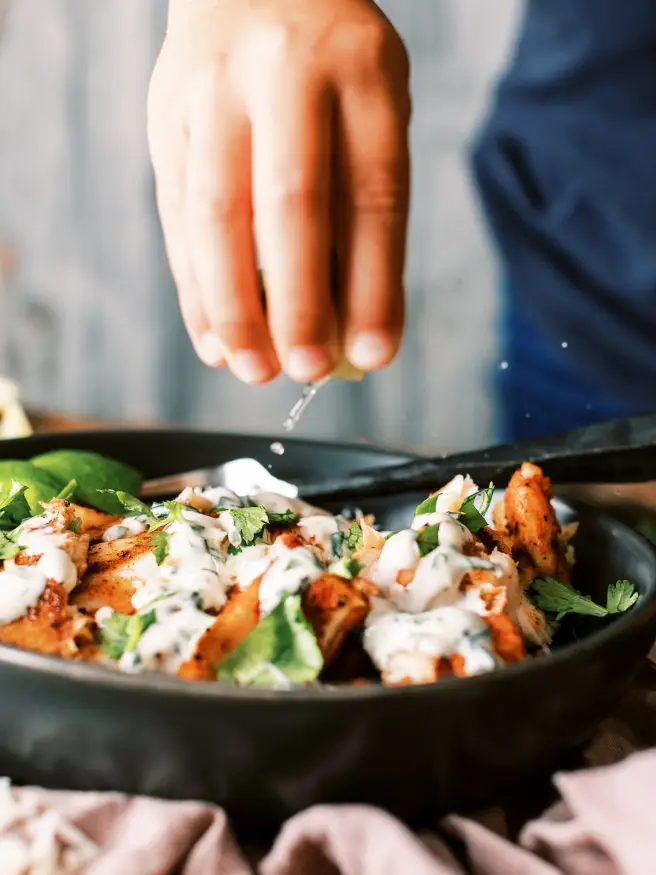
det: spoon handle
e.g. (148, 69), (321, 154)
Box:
(301, 412), (656, 503)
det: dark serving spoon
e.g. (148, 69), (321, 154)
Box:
(142, 411), (656, 503)
(297, 410), (656, 503)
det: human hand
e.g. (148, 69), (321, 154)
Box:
(148, 0), (410, 384)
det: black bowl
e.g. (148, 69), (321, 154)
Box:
(0, 429), (655, 836)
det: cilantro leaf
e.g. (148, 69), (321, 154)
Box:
(56, 480), (78, 502)
(458, 483), (495, 534)
(0, 481), (31, 530)
(229, 506), (268, 546)
(218, 594), (323, 688)
(415, 493), (439, 516)
(605, 579), (639, 614)
(98, 610), (156, 661)
(530, 577), (638, 622)
(416, 523), (440, 557)
(150, 530), (170, 566)
(99, 490), (154, 522)
(68, 517), (82, 534)
(346, 520), (364, 552)
(161, 500), (189, 523)
(267, 510), (300, 526)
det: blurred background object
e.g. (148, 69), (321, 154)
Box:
(0, 0), (522, 453)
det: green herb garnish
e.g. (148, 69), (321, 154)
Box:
(99, 489), (154, 522)
(99, 610), (156, 661)
(415, 493), (439, 516)
(31, 450), (142, 515)
(218, 594), (323, 688)
(68, 517), (82, 534)
(56, 479), (78, 502)
(150, 530), (170, 566)
(229, 506), (269, 545)
(0, 529), (21, 560)
(457, 483), (495, 534)
(0, 481), (31, 530)
(346, 520), (364, 552)
(530, 577), (639, 622)
(416, 523), (440, 557)
(267, 510), (300, 526)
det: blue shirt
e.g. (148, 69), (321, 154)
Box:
(471, 0), (656, 409)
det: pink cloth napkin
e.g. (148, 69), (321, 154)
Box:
(2, 748), (654, 875)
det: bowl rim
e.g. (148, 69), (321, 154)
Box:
(1, 428), (655, 705)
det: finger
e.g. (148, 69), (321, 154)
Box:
(336, 47), (411, 371)
(149, 120), (226, 366)
(250, 73), (338, 383)
(185, 74), (279, 384)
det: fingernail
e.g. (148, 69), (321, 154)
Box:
(347, 331), (396, 370)
(287, 346), (334, 382)
(230, 350), (275, 384)
(198, 332), (226, 367)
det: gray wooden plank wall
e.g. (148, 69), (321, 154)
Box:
(0, 0), (521, 454)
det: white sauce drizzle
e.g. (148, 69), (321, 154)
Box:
(258, 541), (323, 616)
(102, 516), (148, 542)
(364, 598), (497, 679)
(0, 517), (80, 625)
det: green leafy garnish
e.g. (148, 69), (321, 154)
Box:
(531, 577), (639, 622)
(346, 520), (364, 552)
(0, 481), (31, 530)
(0, 529), (21, 560)
(68, 517), (82, 534)
(31, 450), (142, 515)
(415, 493), (439, 516)
(416, 523), (440, 557)
(267, 510), (300, 526)
(605, 579), (640, 614)
(0, 462), (62, 515)
(150, 530), (170, 566)
(218, 594), (323, 688)
(229, 506), (269, 546)
(457, 483), (495, 534)
(56, 480), (78, 502)
(98, 610), (156, 661)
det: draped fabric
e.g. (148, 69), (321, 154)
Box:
(0, 0), (520, 454)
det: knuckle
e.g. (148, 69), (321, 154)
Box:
(352, 18), (407, 73)
(186, 191), (251, 226)
(352, 179), (408, 217)
(266, 179), (326, 217)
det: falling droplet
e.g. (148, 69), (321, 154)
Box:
(499, 361), (509, 371)
(561, 341), (569, 349)
(270, 441), (285, 456)
(282, 376), (330, 432)
(525, 412), (532, 419)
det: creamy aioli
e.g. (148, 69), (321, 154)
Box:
(364, 598), (496, 678)
(0, 513), (82, 625)
(102, 516), (148, 542)
(259, 541), (323, 616)
(0, 563), (49, 625)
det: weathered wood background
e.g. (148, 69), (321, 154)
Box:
(0, 0), (520, 453)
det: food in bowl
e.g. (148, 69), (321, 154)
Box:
(0, 451), (638, 688)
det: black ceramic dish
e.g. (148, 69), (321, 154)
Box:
(0, 429), (655, 838)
